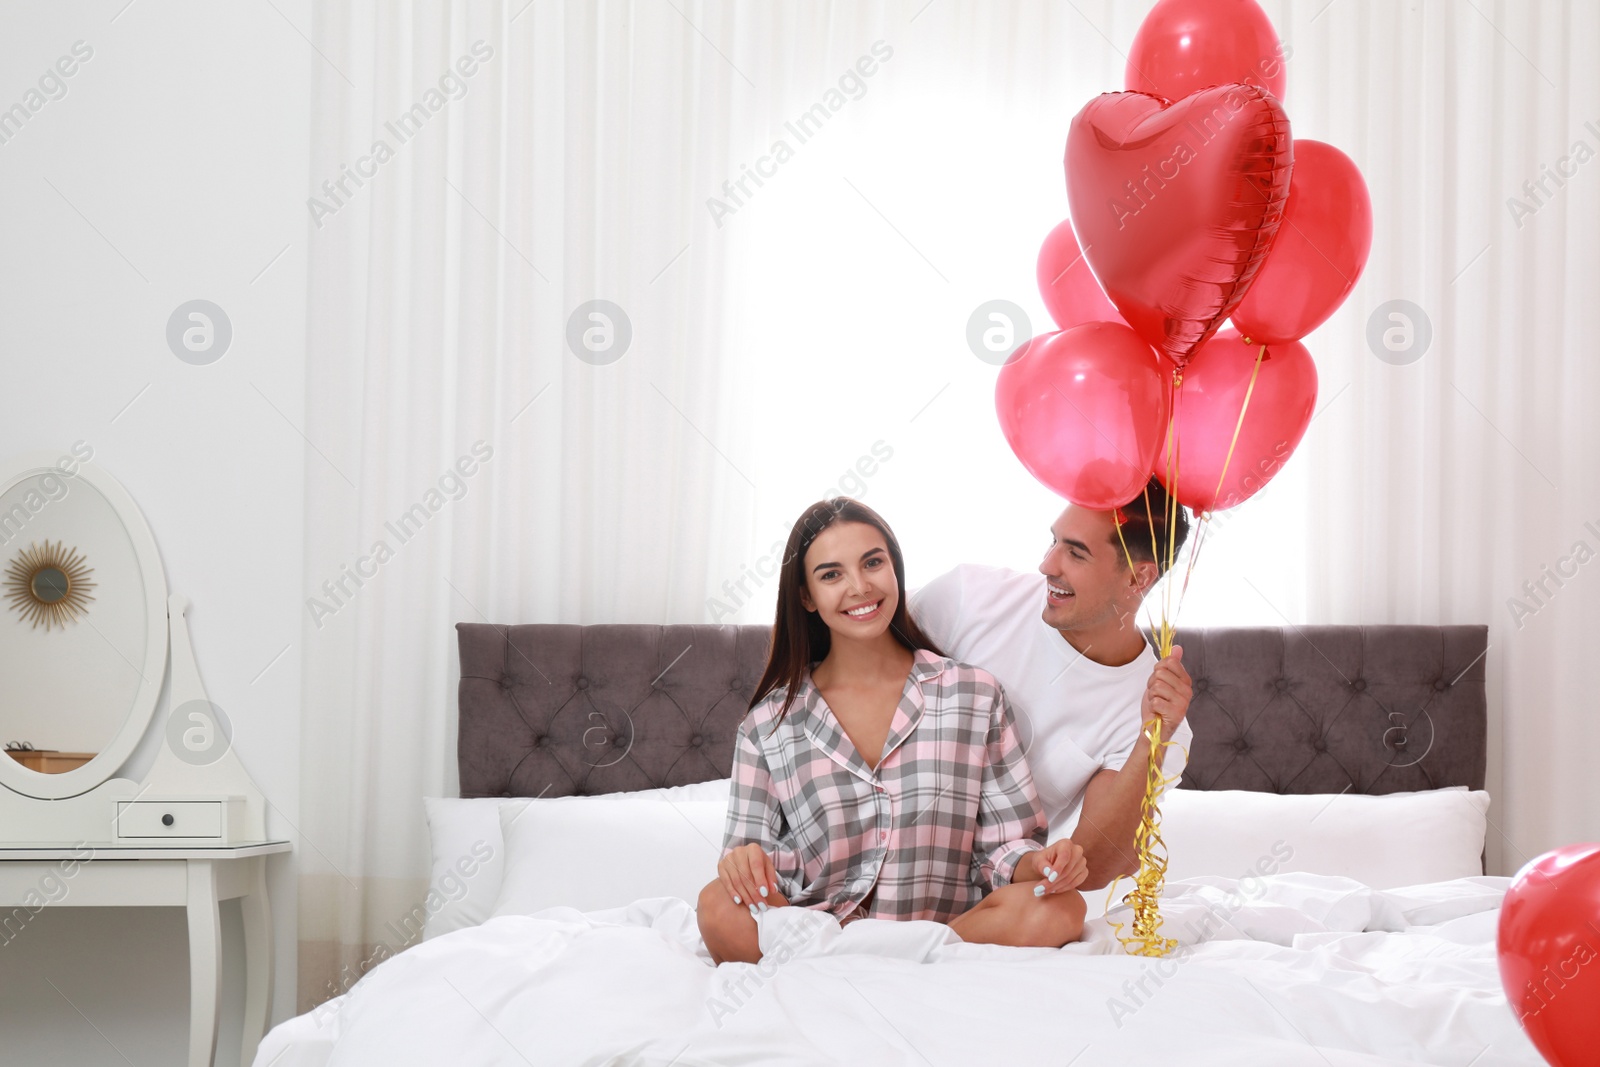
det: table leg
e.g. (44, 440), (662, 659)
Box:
(240, 857), (273, 1066)
(187, 859), (220, 1067)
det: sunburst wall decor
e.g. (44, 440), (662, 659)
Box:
(4, 541), (97, 631)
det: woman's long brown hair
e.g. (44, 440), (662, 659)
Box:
(749, 497), (944, 727)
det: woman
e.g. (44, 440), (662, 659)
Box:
(696, 497), (1088, 965)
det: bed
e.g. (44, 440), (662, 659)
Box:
(256, 622), (1544, 1066)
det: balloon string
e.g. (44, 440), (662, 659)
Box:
(1103, 717), (1186, 957)
(1147, 371), (1179, 658)
(1139, 470), (1164, 652)
(1166, 386), (1180, 648)
(1114, 500), (1165, 651)
(1172, 340), (1267, 621)
(1175, 523), (1207, 619)
(1206, 341), (1268, 517)
(1141, 481), (1161, 613)
(1102, 341), (1262, 959)
(1105, 370), (1185, 959)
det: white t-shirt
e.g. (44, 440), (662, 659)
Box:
(910, 564), (1192, 839)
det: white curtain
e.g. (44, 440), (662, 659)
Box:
(1283, 0), (1600, 889)
(295, 0), (1600, 1008)
(294, 0), (764, 1008)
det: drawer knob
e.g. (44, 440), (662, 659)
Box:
(161, 813), (174, 827)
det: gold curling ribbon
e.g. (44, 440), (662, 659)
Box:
(1102, 717), (1183, 956)
(1102, 340), (1267, 957)
(1106, 513), (1185, 956)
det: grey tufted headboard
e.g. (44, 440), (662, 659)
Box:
(454, 617), (1484, 799)
(455, 623), (1487, 800)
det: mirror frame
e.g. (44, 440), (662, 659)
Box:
(0, 452), (169, 800)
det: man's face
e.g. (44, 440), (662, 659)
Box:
(1037, 504), (1154, 632)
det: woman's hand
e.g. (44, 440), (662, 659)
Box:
(718, 842), (780, 906)
(1026, 840), (1088, 897)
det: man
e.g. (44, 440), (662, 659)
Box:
(911, 476), (1195, 891)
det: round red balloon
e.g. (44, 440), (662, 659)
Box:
(1233, 140), (1373, 344)
(1498, 843), (1600, 1067)
(1065, 85), (1293, 370)
(1126, 0), (1288, 104)
(996, 323), (1170, 509)
(1037, 219), (1122, 332)
(1156, 328), (1317, 513)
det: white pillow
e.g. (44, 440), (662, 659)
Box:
(492, 792), (729, 917)
(1155, 785), (1489, 889)
(439, 780), (1488, 930)
(423, 779), (728, 938)
(421, 797), (509, 939)
(1062, 786), (1489, 919)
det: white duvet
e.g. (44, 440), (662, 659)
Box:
(257, 873), (1541, 1067)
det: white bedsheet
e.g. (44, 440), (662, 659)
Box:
(256, 873), (1541, 1067)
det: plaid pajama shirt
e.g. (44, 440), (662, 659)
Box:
(721, 649), (1048, 924)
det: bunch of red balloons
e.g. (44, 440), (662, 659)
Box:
(997, 0), (1372, 514)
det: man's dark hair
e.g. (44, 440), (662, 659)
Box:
(1110, 476), (1190, 577)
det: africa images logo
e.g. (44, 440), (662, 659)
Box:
(306, 41), (496, 228)
(705, 41), (894, 228)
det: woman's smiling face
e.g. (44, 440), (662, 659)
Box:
(800, 521), (898, 641)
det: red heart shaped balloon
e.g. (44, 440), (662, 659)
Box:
(995, 322), (1170, 509)
(1499, 843), (1600, 1067)
(1155, 327), (1316, 512)
(1065, 84), (1293, 368)
(1232, 139), (1373, 344)
(1037, 219), (1123, 332)
(1126, 0), (1288, 105)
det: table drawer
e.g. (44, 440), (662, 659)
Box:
(115, 801), (223, 839)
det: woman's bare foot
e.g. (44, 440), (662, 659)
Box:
(947, 881), (1085, 948)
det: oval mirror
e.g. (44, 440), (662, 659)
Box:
(0, 452), (168, 800)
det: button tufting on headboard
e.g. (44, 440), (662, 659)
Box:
(453, 623), (1488, 800)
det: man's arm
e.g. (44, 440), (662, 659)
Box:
(1069, 647), (1192, 890)
(1070, 760), (1148, 890)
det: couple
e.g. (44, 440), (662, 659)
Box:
(697, 480), (1196, 963)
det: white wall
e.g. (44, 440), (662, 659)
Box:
(0, 2), (311, 1064)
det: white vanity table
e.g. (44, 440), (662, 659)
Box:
(0, 452), (290, 1067)
(0, 841), (289, 1067)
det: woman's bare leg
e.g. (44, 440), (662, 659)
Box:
(948, 880), (1086, 948)
(696, 878), (791, 964)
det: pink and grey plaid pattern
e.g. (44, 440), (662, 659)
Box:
(721, 649), (1047, 924)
